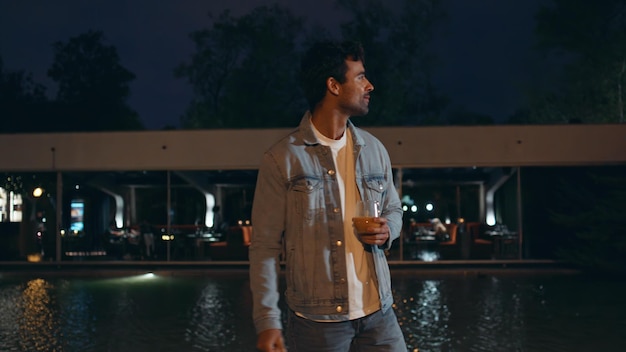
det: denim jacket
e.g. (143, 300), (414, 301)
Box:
(249, 112), (403, 333)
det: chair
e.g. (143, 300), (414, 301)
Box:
(438, 223), (460, 259)
(403, 222), (434, 260)
(208, 226), (252, 260)
(466, 222), (493, 259)
(241, 226), (253, 246)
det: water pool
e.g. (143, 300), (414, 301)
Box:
(1, 269), (625, 351)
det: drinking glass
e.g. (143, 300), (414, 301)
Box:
(353, 200), (381, 234)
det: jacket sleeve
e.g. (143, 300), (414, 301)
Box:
(380, 145), (403, 250)
(249, 150), (286, 333)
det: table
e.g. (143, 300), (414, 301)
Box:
(405, 235), (439, 261)
(491, 234), (519, 259)
(186, 232), (222, 259)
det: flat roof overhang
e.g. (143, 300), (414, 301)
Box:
(0, 124), (624, 171)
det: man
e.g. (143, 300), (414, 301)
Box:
(249, 41), (406, 351)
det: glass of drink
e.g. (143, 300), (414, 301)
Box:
(353, 200), (381, 233)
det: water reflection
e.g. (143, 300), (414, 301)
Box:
(390, 272), (626, 352)
(18, 279), (60, 351)
(185, 275), (256, 350)
(394, 279), (451, 351)
(466, 276), (525, 351)
(57, 279), (97, 351)
(0, 271), (625, 351)
(187, 282), (233, 348)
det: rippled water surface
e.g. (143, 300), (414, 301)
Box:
(1, 269), (625, 351)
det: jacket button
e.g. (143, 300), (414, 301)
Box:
(328, 170), (336, 176)
(379, 183), (383, 190)
(336, 306), (343, 313)
(336, 240), (342, 247)
(333, 207), (340, 213)
(340, 278), (346, 283)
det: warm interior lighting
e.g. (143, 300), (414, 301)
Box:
(27, 253), (42, 262)
(32, 187), (43, 198)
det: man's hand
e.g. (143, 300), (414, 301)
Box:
(257, 329), (286, 352)
(355, 217), (390, 247)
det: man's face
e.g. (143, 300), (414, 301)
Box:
(337, 59), (374, 117)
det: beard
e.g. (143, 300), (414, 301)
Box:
(341, 98), (370, 117)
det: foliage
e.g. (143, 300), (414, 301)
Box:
(446, 108), (494, 125)
(177, 0), (447, 129)
(175, 5), (308, 129)
(550, 167), (626, 273)
(48, 30), (143, 131)
(523, 0), (626, 124)
(337, 0), (448, 126)
(1, 31), (143, 132)
(0, 58), (49, 133)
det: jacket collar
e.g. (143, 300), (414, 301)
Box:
(299, 111), (365, 148)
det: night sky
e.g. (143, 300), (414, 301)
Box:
(0, 0), (551, 129)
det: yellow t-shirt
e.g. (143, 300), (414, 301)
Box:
(313, 126), (380, 320)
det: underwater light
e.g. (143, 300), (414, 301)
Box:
(103, 273), (159, 284)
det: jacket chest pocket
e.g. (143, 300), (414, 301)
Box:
(362, 175), (386, 203)
(289, 176), (324, 221)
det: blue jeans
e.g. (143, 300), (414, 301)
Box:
(286, 309), (407, 352)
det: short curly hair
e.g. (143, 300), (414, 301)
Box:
(299, 41), (365, 111)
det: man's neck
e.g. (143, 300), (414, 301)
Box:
(311, 105), (349, 140)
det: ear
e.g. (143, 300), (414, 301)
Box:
(327, 77), (340, 96)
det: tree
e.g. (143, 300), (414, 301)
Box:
(176, 5), (307, 128)
(528, 0), (626, 123)
(337, 0), (448, 126)
(549, 166), (626, 273)
(48, 30), (143, 131)
(0, 57), (49, 133)
(177, 1), (446, 128)
(446, 108), (494, 125)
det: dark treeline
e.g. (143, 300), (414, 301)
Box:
(1, 31), (142, 133)
(1, 0), (625, 133)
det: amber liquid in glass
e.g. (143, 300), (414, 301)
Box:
(353, 216), (381, 233)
